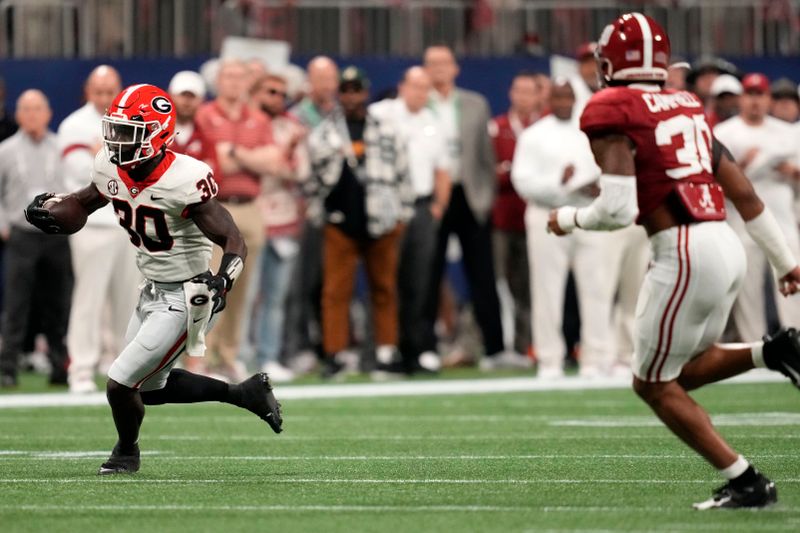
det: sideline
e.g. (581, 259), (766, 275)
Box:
(0, 369), (784, 409)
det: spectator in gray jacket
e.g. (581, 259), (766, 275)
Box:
(421, 45), (519, 370)
(0, 90), (72, 388)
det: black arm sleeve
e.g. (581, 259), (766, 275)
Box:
(712, 137), (735, 174)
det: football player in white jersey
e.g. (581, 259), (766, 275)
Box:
(25, 84), (283, 475)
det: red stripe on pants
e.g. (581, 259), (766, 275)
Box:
(134, 332), (188, 389)
(656, 226), (692, 381)
(646, 226), (685, 382)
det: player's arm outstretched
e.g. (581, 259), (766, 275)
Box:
(186, 198), (247, 312)
(547, 133), (638, 235)
(24, 184), (108, 234)
(713, 140), (800, 295)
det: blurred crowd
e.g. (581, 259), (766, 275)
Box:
(2, 44), (800, 390)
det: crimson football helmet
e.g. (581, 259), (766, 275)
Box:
(102, 84), (176, 167)
(596, 12), (671, 84)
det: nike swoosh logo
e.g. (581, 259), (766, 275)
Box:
(192, 318), (205, 324)
(150, 195), (164, 201)
(167, 306), (182, 312)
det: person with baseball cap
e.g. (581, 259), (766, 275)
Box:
(168, 70), (207, 160)
(708, 74), (743, 127)
(715, 72), (800, 343)
(770, 77), (800, 123)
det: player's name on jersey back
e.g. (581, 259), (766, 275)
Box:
(642, 91), (702, 114)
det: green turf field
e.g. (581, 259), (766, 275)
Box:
(1, 380), (799, 532)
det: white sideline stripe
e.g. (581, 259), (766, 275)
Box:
(0, 370), (784, 409)
(5, 412), (800, 426)
(2, 478), (800, 485)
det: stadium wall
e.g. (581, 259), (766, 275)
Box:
(3, 56), (800, 127)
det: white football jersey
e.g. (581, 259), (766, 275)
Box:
(91, 150), (217, 282)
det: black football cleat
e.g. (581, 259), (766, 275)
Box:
(762, 328), (800, 388)
(320, 357), (346, 380)
(239, 372), (283, 433)
(693, 473), (777, 510)
(98, 442), (140, 475)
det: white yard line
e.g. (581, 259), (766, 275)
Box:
(0, 370), (785, 409)
(1, 452), (797, 461)
(1, 478), (800, 485)
(1, 433), (797, 442)
(1, 503), (799, 514)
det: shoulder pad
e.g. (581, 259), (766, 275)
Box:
(580, 88), (633, 138)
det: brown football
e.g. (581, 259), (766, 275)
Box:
(46, 195), (88, 234)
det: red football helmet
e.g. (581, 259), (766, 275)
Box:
(596, 12), (671, 84)
(102, 84), (176, 168)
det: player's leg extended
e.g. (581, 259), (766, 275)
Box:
(634, 377), (737, 468)
(633, 223), (775, 508)
(677, 219), (800, 390)
(131, 285), (283, 432)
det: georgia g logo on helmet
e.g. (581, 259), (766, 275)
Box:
(101, 84), (177, 168)
(151, 96), (173, 114)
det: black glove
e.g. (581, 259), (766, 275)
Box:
(24, 193), (61, 234)
(190, 271), (229, 314)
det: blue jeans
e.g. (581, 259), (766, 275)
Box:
(254, 239), (298, 366)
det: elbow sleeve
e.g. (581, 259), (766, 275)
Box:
(559, 174), (638, 232)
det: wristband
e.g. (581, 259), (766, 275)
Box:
(217, 253), (244, 291)
(555, 206), (579, 234)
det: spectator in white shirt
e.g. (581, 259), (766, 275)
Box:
(511, 80), (618, 378)
(714, 72), (800, 341)
(57, 65), (140, 394)
(376, 66), (452, 374)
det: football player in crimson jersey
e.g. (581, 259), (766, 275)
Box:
(547, 13), (800, 509)
(25, 84), (283, 475)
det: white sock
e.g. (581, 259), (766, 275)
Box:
(719, 455), (749, 480)
(717, 341), (766, 368)
(750, 342), (766, 368)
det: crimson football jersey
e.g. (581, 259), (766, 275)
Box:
(580, 85), (723, 223)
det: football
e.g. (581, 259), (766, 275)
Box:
(45, 195), (88, 234)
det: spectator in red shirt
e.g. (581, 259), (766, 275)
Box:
(168, 70), (207, 160)
(194, 58), (283, 381)
(488, 72), (543, 359)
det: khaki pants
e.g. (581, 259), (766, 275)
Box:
(205, 201), (265, 369)
(322, 223), (402, 354)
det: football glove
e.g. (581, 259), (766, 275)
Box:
(190, 271), (229, 314)
(24, 193), (61, 234)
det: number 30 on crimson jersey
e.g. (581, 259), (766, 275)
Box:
(580, 85), (725, 223)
